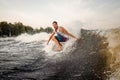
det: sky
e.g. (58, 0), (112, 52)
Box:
(0, 0), (120, 29)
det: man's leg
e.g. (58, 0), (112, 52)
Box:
(52, 36), (62, 51)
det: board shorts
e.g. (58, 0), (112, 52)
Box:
(55, 33), (68, 42)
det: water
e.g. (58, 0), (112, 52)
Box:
(0, 29), (120, 80)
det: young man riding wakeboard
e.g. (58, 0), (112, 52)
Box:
(47, 21), (80, 51)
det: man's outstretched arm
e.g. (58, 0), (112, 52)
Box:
(47, 32), (55, 45)
(61, 27), (80, 40)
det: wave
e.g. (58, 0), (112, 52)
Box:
(15, 32), (78, 57)
(42, 28), (120, 80)
(1, 28), (120, 80)
(105, 28), (120, 80)
(15, 32), (49, 43)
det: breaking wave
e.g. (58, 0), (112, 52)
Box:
(0, 28), (120, 80)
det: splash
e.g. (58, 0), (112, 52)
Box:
(105, 28), (120, 80)
(14, 28), (120, 80)
(43, 38), (76, 57)
(15, 32), (78, 57)
(15, 32), (49, 43)
(1, 28), (120, 80)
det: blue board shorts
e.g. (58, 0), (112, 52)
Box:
(55, 34), (68, 42)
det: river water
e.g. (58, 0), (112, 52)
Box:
(0, 29), (120, 80)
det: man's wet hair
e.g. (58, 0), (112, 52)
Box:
(52, 21), (57, 24)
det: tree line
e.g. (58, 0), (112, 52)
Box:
(0, 21), (53, 37)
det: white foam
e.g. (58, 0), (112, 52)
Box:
(15, 32), (50, 43)
(43, 37), (76, 57)
(15, 31), (79, 57)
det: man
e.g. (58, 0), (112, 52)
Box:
(47, 21), (80, 51)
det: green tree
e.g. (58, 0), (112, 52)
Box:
(39, 27), (44, 32)
(0, 21), (52, 37)
(14, 22), (25, 35)
(25, 26), (33, 33)
(0, 21), (11, 36)
(44, 27), (53, 33)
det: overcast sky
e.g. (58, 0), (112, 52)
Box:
(0, 0), (120, 29)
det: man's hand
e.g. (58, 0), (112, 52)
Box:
(76, 38), (80, 41)
(46, 42), (49, 45)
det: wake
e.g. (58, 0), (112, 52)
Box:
(15, 32), (78, 57)
(1, 28), (120, 80)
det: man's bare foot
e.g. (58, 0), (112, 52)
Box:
(54, 46), (62, 51)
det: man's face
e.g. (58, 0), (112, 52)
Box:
(53, 23), (58, 29)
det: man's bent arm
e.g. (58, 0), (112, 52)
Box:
(67, 33), (78, 39)
(47, 32), (55, 45)
(61, 27), (79, 40)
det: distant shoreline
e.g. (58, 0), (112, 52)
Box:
(0, 21), (53, 38)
